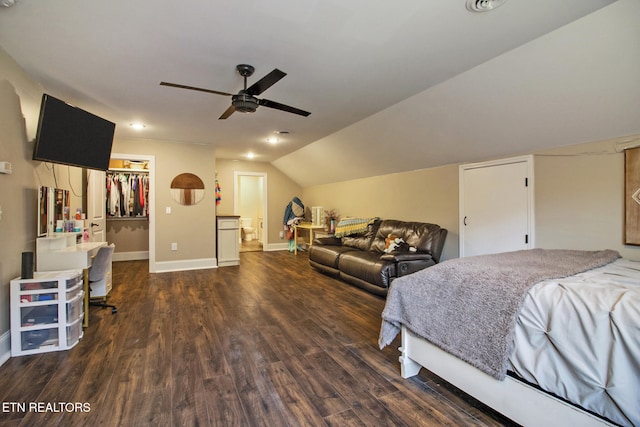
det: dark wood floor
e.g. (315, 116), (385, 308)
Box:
(0, 251), (518, 427)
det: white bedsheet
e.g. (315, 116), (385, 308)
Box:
(509, 258), (640, 427)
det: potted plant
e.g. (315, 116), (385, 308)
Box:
(325, 209), (339, 234)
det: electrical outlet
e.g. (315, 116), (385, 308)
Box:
(171, 242), (178, 251)
(279, 230), (284, 239)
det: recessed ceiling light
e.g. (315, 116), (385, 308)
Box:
(466, 0), (507, 12)
(246, 152), (255, 159)
(267, 137), (279, 144)
(130, 123), (146, 130)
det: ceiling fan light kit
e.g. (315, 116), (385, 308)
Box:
(160, 64), (310, 120)
(232, 93), (258, 113)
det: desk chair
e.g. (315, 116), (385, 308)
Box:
(89, 244), (117, 314)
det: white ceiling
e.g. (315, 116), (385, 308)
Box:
(1, 0), (637, 187)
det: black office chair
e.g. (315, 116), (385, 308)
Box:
(89, 244), (117, 314)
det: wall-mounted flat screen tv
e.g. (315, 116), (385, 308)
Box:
(33, 94), (116, 171)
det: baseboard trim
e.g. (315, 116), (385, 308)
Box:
(113, 251), (149, 262)
(264, 242), (289, 252)
(0, 330), (11, 367)
(153, 258), (217, 273)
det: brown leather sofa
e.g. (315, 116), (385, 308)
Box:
(308, 219), (447, 296)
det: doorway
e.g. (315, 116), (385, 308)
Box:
(234, 171), (267, 252)
(108, 153), (156, 271)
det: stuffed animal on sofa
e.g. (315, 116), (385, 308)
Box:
(384, 234), (417, 253)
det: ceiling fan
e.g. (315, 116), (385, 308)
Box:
(160, 64), (311, 120)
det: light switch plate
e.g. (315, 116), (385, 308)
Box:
(0, 161), (12, 174)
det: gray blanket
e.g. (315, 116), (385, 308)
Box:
(379, 249), (620, 380)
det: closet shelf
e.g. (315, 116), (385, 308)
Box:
(107, 217), (148, 221)
(108, 168), (148, 173)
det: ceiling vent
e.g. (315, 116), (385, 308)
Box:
(0, 0), (17, 7)
(466, 0), (507, 12)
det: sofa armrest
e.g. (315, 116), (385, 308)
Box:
(313, 236), (342, 246)
(380, 252), (433, 262)
(380, 252), (436, 278)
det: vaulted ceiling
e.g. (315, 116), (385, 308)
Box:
(1, 0), (638, 187)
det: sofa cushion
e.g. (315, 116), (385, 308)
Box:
(338, 251), (396, 289)
(308, 244), (357, 270)
(370, 220), (443, 255)
(341, 219), (381, 250)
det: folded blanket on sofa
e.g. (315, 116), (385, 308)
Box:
(334, 217), (378, 238)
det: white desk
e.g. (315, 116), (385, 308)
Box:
(36, 234), (107, 327)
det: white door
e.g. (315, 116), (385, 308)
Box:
(459, 156), (533, 257)
(86, 169), (106, 242)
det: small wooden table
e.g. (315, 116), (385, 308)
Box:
(293, 223), (325, 254)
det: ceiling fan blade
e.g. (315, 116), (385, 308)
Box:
(246, 69), (286, 96)
(218, 105), (236, 120)
(160, 81), (233, 97)
(259, 98), (311, 117)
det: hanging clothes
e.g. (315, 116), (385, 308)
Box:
(106, 171), (149, 218)
(283, 196), (305, 252)
(283, 196), (304, 227)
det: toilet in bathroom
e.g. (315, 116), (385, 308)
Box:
(241, 217), (255, 241)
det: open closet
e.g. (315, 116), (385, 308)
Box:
(106, 159), (150, 261)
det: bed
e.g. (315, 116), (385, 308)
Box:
(379, 249), (639, 427)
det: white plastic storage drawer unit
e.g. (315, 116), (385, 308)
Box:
(10, 270), (85, 356)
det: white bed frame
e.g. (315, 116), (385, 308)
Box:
(399, 326), (614, 427)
